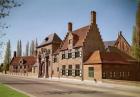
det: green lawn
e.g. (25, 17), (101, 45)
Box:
(0, 84), (29, 97)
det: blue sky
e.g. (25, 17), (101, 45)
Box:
(1, 0), (137, 62)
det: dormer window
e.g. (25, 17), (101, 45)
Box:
(20, 60), (22, 63)
(19, 59), (24, 64)
(75, 49), (81, 58)
(45, 37), (49, 41)
(62, 52), (65, 59)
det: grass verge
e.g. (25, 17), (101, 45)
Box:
(0, 83), (29, 97)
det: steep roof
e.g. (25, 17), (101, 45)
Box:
(10, 56), (36, 66)
(100, 52), (130, 64)
(84, 50), (102, 64)
(104, 41), (115, 49)
(60, 25), (89, 50)
(104, 32), (131, 49)
(115, 32), (131, 47)
(37, 33), (62, 48)
(107, 46), (135, 61)
(84, 50), (133, 65)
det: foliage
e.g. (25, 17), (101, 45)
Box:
(0, 63), (4, 72)
(0, 0), (21, 61)
(3, 40), (11, 71)
(0, 0), (21, 19)
(19, 40), (22, 56)
(136, 0), (140, 24)
(25, 41), (29, 56)
(132, 2), (140, 62)
(29, 39), (38, 56)
(30, 40), (35, 56)
(35, 38), (38, 49)
(131, 26), (140, 61)
(0, 0), (21, 36)
(17, 40), (22, 56)
(16, 40), (19, 56)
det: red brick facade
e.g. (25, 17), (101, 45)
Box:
(9, 53), (36, 74)
(9, 11), (140, 82)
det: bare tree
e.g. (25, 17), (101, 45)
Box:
(0, 0), (21, 61)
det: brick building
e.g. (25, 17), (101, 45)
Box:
(36, 11), (139, 81)
(104, 31), (131, 56)
(9, 11), (139, 81)
(9, 52), (37, 75)
(36, 33), (62, 78)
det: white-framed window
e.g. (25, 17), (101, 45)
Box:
(88, 67), (94, 77)
(75, 64), (80, 76)
(68, 65), (72, 76)
(62, 65), (66, 75)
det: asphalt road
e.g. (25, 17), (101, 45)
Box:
(0, 74), (140, 97)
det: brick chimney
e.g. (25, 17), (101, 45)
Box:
(91, 11), (96, 24)
(68, 22), (72, 32)
(118, 31), (122, 36)
(14, 51), (16, 57)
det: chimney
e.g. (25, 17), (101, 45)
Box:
(117, 31), (123, 38)
(91, 11), (96, 24)
(14, 51), (16, 57)
(118, 31), (122, 36)
(68, 22), (72, 32)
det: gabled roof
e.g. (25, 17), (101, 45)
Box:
(84, 50), (102, 64)
(115, 32), (131, 47)
(37, 33), (62, 48)
(104, 41), (115, 49)
(60, 25), (89, 50)
(104, 32), (131, 49)
(10, 56), (36, 66)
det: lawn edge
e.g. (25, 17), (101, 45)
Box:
(3, 84), (36, 97)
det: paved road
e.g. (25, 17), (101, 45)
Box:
(0, 74), (140, 97)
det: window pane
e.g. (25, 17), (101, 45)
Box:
(75, 65), (80, 76)
(88, 67), (94, 77)
(68, 53), (72, 58)
(62, 65), (66, 75)
(68, 65), (72, 76)
(62, 54), (65, 59)
(75, 51), (80, 58)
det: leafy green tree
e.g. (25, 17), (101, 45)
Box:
(3, 40), (11, 73)
(132, 1), (140, 62)
(132, 26), (137, 57)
